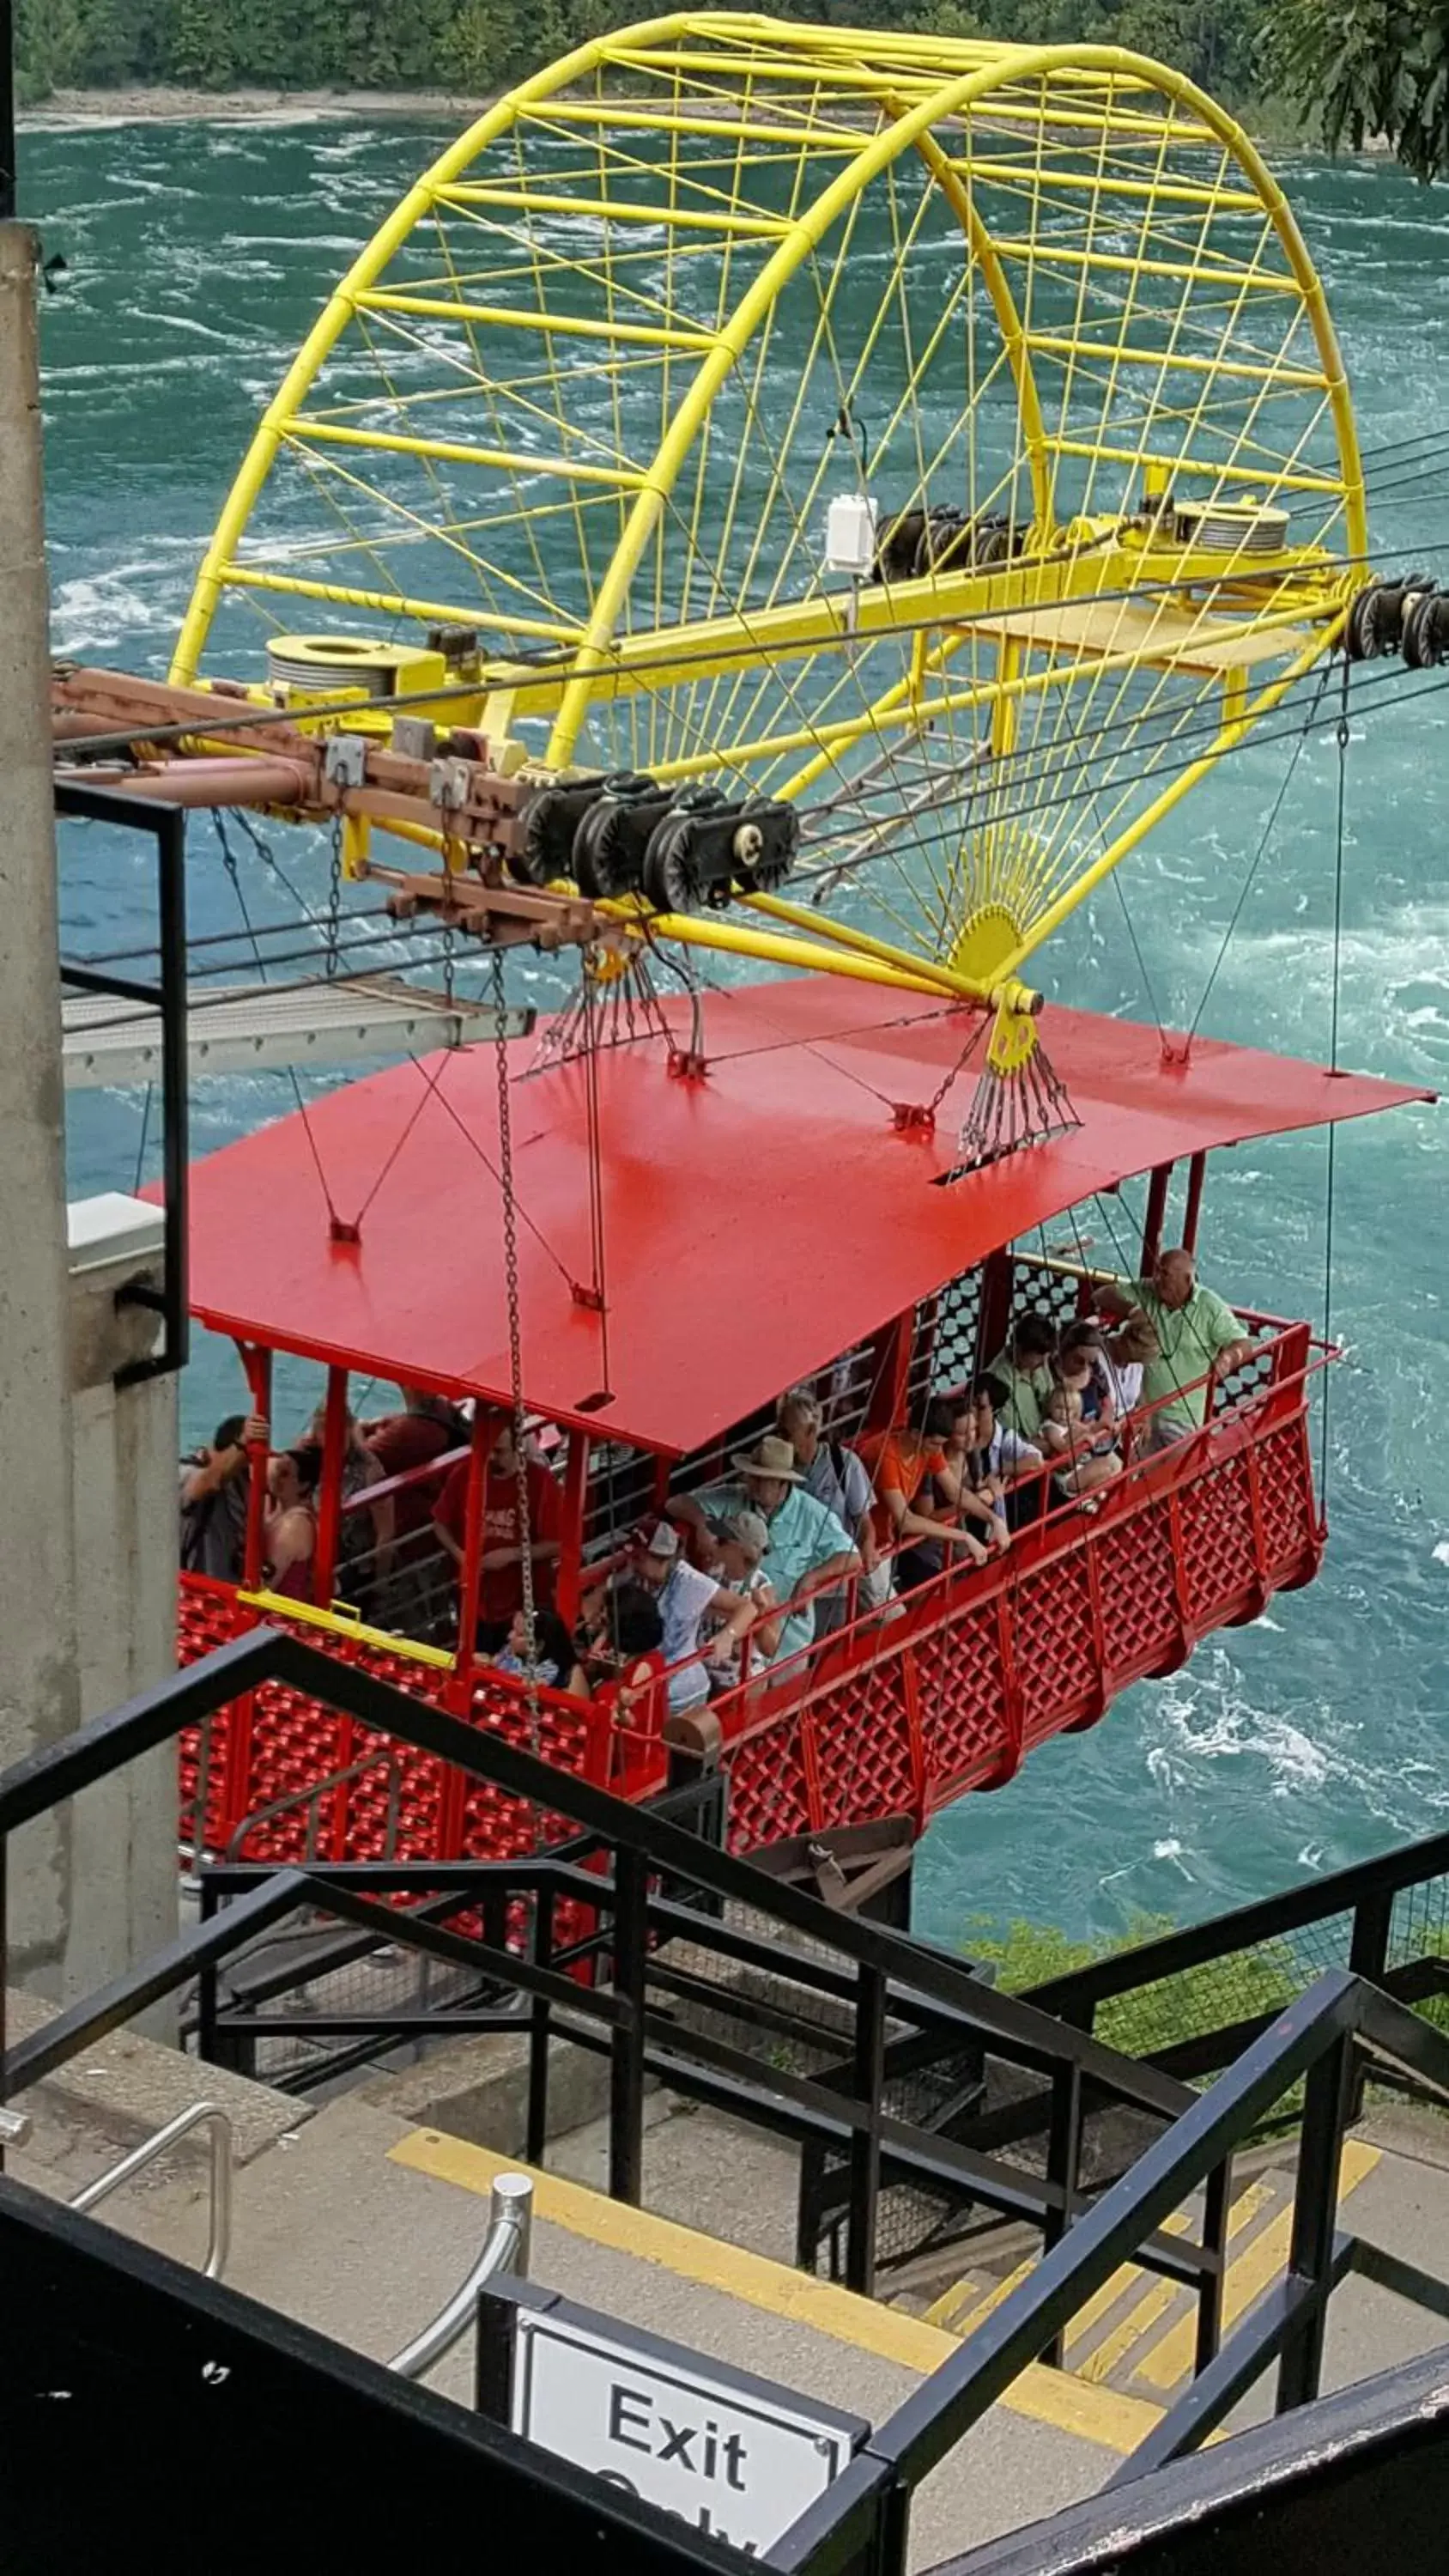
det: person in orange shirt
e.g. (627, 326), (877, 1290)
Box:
(858, 1395), (992, 1595)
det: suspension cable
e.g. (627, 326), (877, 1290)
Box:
(489, 947), (544, 1807)
(1319, 660), (1352, 1510)
(213, 811), (343, 1233)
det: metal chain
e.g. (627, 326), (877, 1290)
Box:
(325, 819), (343, 980)
(490, 947), (543, 1773)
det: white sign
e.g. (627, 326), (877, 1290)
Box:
(511, 2301), (862, 2555)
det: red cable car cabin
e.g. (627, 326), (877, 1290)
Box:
(175, 976), (1428, 1877)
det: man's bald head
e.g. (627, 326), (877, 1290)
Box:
(1155, 1247), (1196, 1310)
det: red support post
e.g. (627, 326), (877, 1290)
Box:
(555, 1430), (590, 1630)
(1141, 1162), (1173, 1276)
(977, 1250), (1014, 1367)
(865, 1309), (913, 1433)
(312, 1364), (349, 1607)
(1182, 1150), (1207, 1256)
(453, 1406), (493, 1692)
(240, 1342), (272, 1590)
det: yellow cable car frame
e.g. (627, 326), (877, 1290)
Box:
(173, 14), (1366, 1007)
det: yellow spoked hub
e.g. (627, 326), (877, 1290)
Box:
(174, 14), (1365, 1006)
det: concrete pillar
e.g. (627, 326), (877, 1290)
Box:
(64, 1197), (179, 2005)
(0, 221), (83, 1982)
(0, 235), (179, 2013)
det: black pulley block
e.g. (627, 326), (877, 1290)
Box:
(642, 793), (799, 914)
(571, 775), (673, 898)
(510, 772), (611, 885)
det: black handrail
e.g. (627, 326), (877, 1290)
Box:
(0, 1625), (1188, 2128)
(1, 1622), (1201, 2298)
(9, 1629), (1449, 2575)
(766, 1971), (1449, 2576)
(926, 2342), (1449, 2576)
(1028, 1824), (1449, 2023)
(58, 782), (189, 1387)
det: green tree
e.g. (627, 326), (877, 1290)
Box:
(12, 0), (1278, 120)
(1266, 0), (1449, 180)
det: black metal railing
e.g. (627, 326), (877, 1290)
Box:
(1024, 1821), (1449, 2101)
(7, 1630), (1449, 2573)
(768, 1972), (1449, 2576)
(58, 781), (188, 1385)
(0, 1625), (1194, 2308)
(928, 2342), (1449, 2576)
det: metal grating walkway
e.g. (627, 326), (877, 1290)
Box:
(62, 975), (534, 1085)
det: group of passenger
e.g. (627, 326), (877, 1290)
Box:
(179, 1384), (467, 1617)
(180, 1249), (1252, 1712)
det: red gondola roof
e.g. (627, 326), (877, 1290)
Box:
(185, 979), (1431, 1455)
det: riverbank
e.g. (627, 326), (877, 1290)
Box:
(18, 80), (1331, 151)
(19, 85), (478, 126)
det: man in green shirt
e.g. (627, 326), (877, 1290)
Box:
(985, 1313), (1058, 1440)
(1106, 1249), (1254, 1445)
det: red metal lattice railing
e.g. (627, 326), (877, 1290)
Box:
(177, 1316), (1325, 1869)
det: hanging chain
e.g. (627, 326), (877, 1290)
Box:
(926, 1010), (988, 1120)
(491, 947), (543, 1776)
(324, 819), (343, 980)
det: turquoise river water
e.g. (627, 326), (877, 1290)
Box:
(21, 112), (1449, 1953)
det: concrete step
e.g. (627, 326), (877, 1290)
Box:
(919, 2141), (1383, 2401)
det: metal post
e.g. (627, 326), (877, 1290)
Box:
(609, 1846), (649, 2204)
(454, 1405), (493, 1689)
(240, 1343), (272, 1589)
(1181, 1150), (1207, 1256)
(391, 2169), (532, 2382)
(1141, 1162), (1173, 1275)
(312, 1364), (349, 1606)
(474, 2286), (518, 2425)
(111, 804), (189, 1385)
(846, 1961), (886, 2298)
(1195, 2155), (1230, 2377)
(1348, 1890), (1394, 2120)
(195, 1872), (219, 2064)
(1041, 2063), (1083, 2366)
(526, 1885), (555, 2165)
(1278, 2034), (1351, 2413)
(554, 1428), (590, 1629)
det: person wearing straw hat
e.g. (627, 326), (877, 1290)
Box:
(670, 1435), (860, 1670)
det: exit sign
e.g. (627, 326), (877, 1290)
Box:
(480, 2281), (867, 2555)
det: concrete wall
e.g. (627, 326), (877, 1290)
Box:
(0, 233), (179, 2026)
(63, 1204), (179, 2008)
(0, 222), (84, 1984)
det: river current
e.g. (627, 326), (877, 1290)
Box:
(22, 112), (1449, 1951)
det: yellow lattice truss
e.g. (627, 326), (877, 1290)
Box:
(173, 13), (1366, 1005)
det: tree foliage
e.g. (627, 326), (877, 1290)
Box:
(15, 0), (1270, 108)
(1266, 0), (1449, 181)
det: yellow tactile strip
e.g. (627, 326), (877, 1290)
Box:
(924, 2142), (1381, 2403)
(390, 2127), (1164, 2456)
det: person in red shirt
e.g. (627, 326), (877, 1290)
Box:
(432, 1412), (564, 1654)
(364, 1387), (464, 1633)
(858, 1394), (991, 1593)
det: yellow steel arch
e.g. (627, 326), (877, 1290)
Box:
(173, 15), (1367, 1004)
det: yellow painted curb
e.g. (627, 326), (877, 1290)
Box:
(390, 2127), (1164, 2456)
